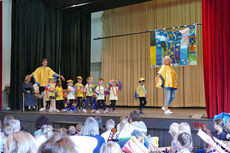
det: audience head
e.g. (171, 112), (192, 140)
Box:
(106, 119), (115, 131)
(177, 132), (192, 151)
(179, 122), (191, 135)
(76, 123), (83, 134)
(53, 128), (68, 136)
(38, 134), (78, 153)
(3, 125), (14, 136)
(41, 125), (53, 139)
(100, 141), (121, 153)
(129, 111), (140, 123)
(35, 116), (49, 130)
(9, 119), (21, 132)
(68, 126), (76, 135)
(214, 119), (225, 131)
(117, 118), (129, 131)
(5, 131), (38, 153)
(81, 117), (99, 135)
(3, 115), (14, 127)
(169, 123), (179, 137)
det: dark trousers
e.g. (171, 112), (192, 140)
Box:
(46, 101), (50, 110)
(96, 100), (106, 110)
(110, 100), (117, 111)
(76, 97), (83, 109)
(139, 97), (147, 111)
(84, 96), (93, 109)
(39, 86), (46, 108)
(67, 99), (74, 110)
(56, 100), (64, 110)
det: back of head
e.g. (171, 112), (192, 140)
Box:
(68, 126), (76, 135)
(9, 119), (21, 133)
(215, 119), (225, 128)
(3, 115), (14, 127)
(100, 141), (121, 153)
(177, 132), (192, 151)
(130, 111), (140, 122)
(3, 125), (14, 136)
(95, 116), (103, 128)
(179, 122), (191, 135)
(81, 117), (99, 136)
(5, 131), (38, 153)
(106, 119), (115, 131)
(41, 125), (53, 139)
(76, 123), (83, 134)
(35, 116), (49, 130)
(38, 135), (78, 153)
(169, 123), (179, 137)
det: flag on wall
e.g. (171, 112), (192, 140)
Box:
(150, 25), (197, 67)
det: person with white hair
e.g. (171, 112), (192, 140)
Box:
(5, 131), (38, 153)
(9, 119), (21, 133)
(69, 126), (76, 136)
(169, 123), (179, 153)
(101, 119), (115, 142)
(35, 125), (53, 147)
(100, 141), (121, 153)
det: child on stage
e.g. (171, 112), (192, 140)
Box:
(45, 76), (57, 112)
(66, 79), (76, 112)
(95, 78), (108, 114)
(83, 76), (95, 113)
(108, 79), (122, 113)
(55, 79), (64, 111)
(135, 77), (147, 114)
(155, 56), (178, 114)
(74, 76), (84, 112)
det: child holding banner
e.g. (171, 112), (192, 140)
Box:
(155, 56), (178, 114)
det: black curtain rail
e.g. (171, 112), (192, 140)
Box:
(94, 22), (202, 40)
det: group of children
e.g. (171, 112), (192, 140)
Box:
(41, 76), (123, 114)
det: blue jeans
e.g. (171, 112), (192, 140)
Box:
(165, 88), (176, 107)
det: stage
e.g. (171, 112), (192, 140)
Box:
(0, 107), (212, 149)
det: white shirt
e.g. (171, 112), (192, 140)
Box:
(96, 86), (105, 100)
(70, 135), (97, 153)
(67, 86), (75, 100)
(110, 87), (118, 100)
(101, 130), (111, 142)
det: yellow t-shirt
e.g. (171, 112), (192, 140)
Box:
(46, 83), (56, 97)
(85, 84), (93, 97)
(56, 86), (64, 100)
(156, 65), (178, 89)
(75, 83), (84, 97)
(32, 67), (56, 87)
(136, 84), (146, 97)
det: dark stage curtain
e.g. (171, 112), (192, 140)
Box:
(202, 0), (230, 118)
(10, 0), (91, 110)
(61, 9), (91, 86)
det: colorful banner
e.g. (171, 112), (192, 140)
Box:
(150, 25), (197, 67)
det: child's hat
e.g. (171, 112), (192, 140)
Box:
(77, 76), (83, 80)
(110, 79), (116, 82)
(98, 78), (104, 82)
(138, 77), (145, 82)
(67, 79), (74, 83)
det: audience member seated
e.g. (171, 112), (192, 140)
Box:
(115, 118), (131, 139)
(176, 132), (192, 153)
(75, 123), (83, 135)
(38, 134), (78, 153)
(169, 123), (179, 153)
(178, 122), (193, 152)
(3, 115), (14, 127)
(9, 119), (21, 133)
(0, 120), (6, 153)
(213, 119), (227, 140)
(101, 119), (115, 142)
(129, 111), (147, 137)
(68, 126), (76, 136)
(35, 116), (49, 137)
(3, 125), (14, 137)
(36, 125), (53, 147)
(5, 131), (38, 153)
(95, 116), (106, 134)
(100, 141), (121, 153)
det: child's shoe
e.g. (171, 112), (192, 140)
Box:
(164, 109), (173, 114)
(83, 109), (87, 113)
(91, 109), (95, 113)
(95, 110), (100, 114)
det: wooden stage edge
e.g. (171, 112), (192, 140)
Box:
(0, 108), (212, 148)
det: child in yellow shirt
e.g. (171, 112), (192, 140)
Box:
(74, 76), (84, 112)
(155, 56), (178, 114)
(45, 76), (57, 112)
(136, 77), (147, 114)
(83, 76), (95, 113)
(55, 79), (64, 111)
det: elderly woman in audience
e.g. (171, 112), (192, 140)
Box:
(176, 132), (192, 153)
(169, 123), (179, 153)
(5, 131), (38, 153)
(100, 141), (121, 153)
(36, 125), (53, 147)
(3, 115), (14, 127)
(129, 111), (147, 137)
(68, 126), (76, 136)
(38, 134), (78, 153)
(101, 119), (115, 142)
